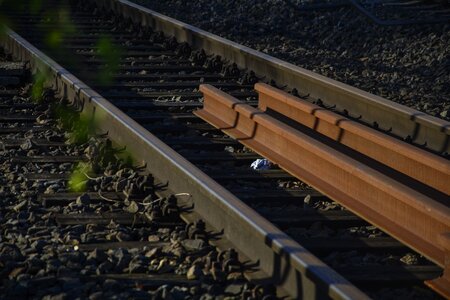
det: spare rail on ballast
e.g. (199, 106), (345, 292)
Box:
(255, 83), (450, 196)
(195, 84), (450, 298)
(91, 0), (450, 155)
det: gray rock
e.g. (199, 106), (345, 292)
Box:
(96, 260), (114, 274)
(31, 240), (48, 251)
(400, 253), (419, 265)
(186, 264), (203, 280)
(60, 277), (81, 291)
(13, 200), (28, 212)
(114, 179), (127, 192)
(124, 201), (139, 213)
(144, 247), (161, 260)
(76, 193), (90, 205)
(210, 262), (226, 282)
(87, 249), (107, 263)
(113, 248), (131, 271)
(154, 285), (170, 299)
(80, 265), (96, 276)
(16, 273), (31, 282)
(89, 291), (103, 300)
(182, 239), (206, 251)
(225, 283), (243, 295)
(20, 139), (34, 150)
(102, 279), (119, 292)
(29, 276), (57, 289)
(116, 231), (132, 242)
(0, 244), (24, 262)
(156, 258), (173, 274)
(46, 259), (61, 274)
(0, 62), (25, 76)
(147, 235), (160, 242)
(170, 286), (190, 300)
(128, 257), (147, 273)
(8, 266), (26, 279)
(59, 251), (86, 265)
(50, 293), (68, 300)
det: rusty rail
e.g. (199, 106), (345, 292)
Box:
(255, 83), (450, 196)
(195, 84), (450, 298)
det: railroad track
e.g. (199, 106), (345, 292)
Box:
(285, 0), (450, 25)
(0, 0), (449, 299)
(0, 54), (280, 299)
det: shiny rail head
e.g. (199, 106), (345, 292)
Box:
(91, 0), (450, 154)
(0, 28), (371, 300)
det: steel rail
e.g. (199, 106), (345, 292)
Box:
(0, 29), (370, 300)
(90, 0), (450, 154)
(195, 84), (450, 298)
(348, 0), (450, 26)
(254, 83), (450, 196)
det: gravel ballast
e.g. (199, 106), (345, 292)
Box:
(0, 51), (278, 299)
(132, 0), (450, 121)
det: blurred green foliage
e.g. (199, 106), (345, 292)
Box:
(96, 36), (122, 85)
(69, 162), (93, 192)
(31, 66), (51, 103)
(120, 149), (135, 168)
(46, 30), (63, 48)
(0, 15), (9, 41)
(0, 1), (120, 86)
(29, 0), (43, 14)
(0, 0), (136, 193)
(0, 0), (12, 40)
(42, 8), (76, 49)
(55, 105), (97, 145)
(55, 106), (97, 193)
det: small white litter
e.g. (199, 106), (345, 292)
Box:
(250, 158), (272, 170)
